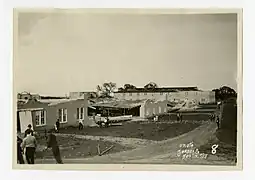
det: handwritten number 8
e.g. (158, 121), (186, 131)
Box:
(211, 144), (218, 155)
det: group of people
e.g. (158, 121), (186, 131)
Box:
(17, 117), (91, 164)
(176, 111), (220, 129)
(17, 124), (63, 164)
(17, 124), (36, 164)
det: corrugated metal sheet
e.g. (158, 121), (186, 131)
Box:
(17, 99), (48, 110)
(45, 98), (85, 106)
(18, 107), (44, 111)
(91, 100), (146, 109)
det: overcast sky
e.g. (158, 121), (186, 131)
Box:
(15, 11), (238, 96)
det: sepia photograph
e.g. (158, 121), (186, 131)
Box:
(13, 8), (242, 170)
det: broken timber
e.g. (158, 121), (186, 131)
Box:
(97, 144), (101, 155)
(99, 145), (114, 156)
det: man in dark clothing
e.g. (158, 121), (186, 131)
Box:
(45, 130), (63, 164)
(17, 136), (24, 164)
(216, 117), (220, 129)
(55, 119), (60, 133)
(177, 113), (180, 121)
(78, 119), (84, 130)
(24, 124), (34, 138)
(44, 128), (48, 140)
(209, 114), (212, 121)
(211, 113), (215, 122)
(104, 116), (110, 127)
(22, 131), (37, 164)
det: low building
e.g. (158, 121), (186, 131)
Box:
(114, 87), (215, 104)
(89, 99), (170, 119)
(90, 100), (145, 117)
(17, 95), (92, 133)
(69, 91), (97, 99)
(17, 99), (49, 133)
(142, 100), (168, 118)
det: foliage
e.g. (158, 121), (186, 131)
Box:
(212, 86), (237, 101)
(96, 82), (117, 98)
(124, 84), (136, 90)
(144, 82), (158, 89)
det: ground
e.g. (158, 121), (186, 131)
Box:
(36, 136), (131, 160)
(60, 121), (201, 141)
(199, 100), (237, 163)
(35, 120), (201, 161)
(33, 102), (237, 165)
(37, 122), (235, 165)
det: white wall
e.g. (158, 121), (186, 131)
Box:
(140, 104), (145, 118)
(145, 101), (168, 117)
(114, 91), (215, 104)
(19, 111), (33, 133)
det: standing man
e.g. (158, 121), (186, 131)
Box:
(92, 113), (96, 123)
(212, 113), (215, 122)
(45, 130), (63, 164)
(216, 116), (220, 129)
(55, 119), (60, 133)
(24, 124), (34, 138)
(44, 128), (48, 140)
(155, 115), (159, 122)
(153, 114), (156, 122)
(22, 131), (37, 164)
(177, 113), (180, 121)
(78, 119), (84, 130)
(209, 113), (213, 121)
(17, 136), (24, 164)
(103, 116), (110, 127)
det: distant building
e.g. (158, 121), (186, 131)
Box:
(69, 91), (97, 99)
(89, 99), (169, 119)
(114, 87), (215, 104)
(141, 100), (169, 118)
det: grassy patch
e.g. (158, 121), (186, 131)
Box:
(35, 136), (131, 159)
(60, 122), (201, 141)
(154, 113), (211, 122)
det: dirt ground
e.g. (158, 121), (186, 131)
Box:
(36, 136), (131, 159)
(35, 103), (238, 165)
(36, 121), (235, 165)
(70, 122), (234, 165)
(35, 121), (201, 161)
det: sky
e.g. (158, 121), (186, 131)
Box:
(15, 11), (238, 96)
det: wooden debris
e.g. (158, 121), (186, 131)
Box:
(99, 145), (114, 156)
(97, 144), (101, 155)
(111, 123), (123, 126)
